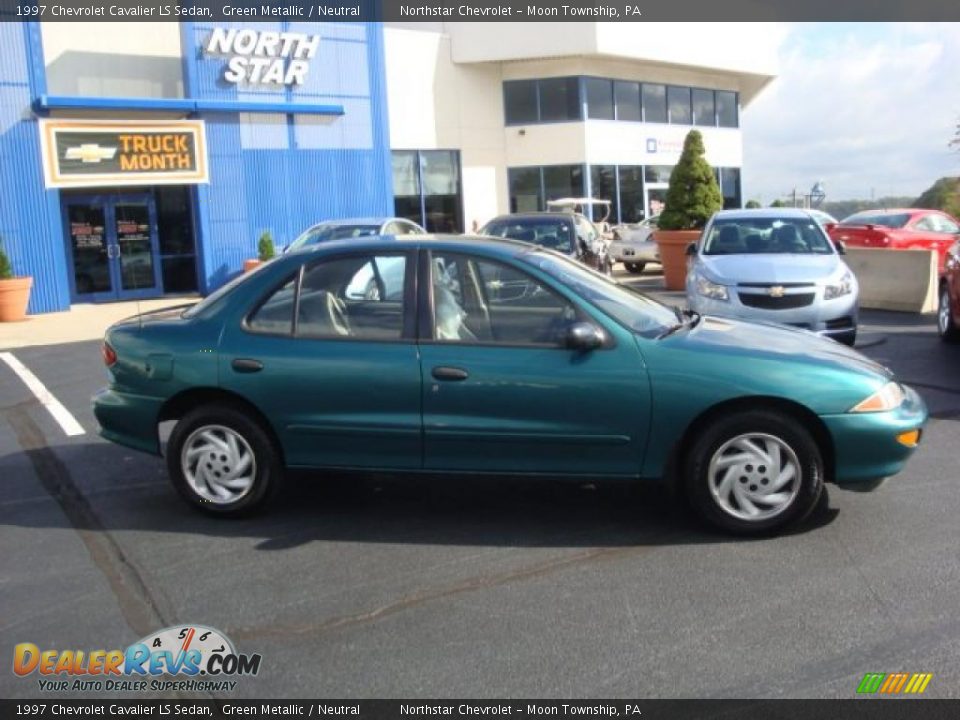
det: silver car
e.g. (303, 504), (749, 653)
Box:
(609, 215), (660, 273)
(686, 209), (859, 346)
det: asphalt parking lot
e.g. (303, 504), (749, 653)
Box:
(2, 272), (959, 700)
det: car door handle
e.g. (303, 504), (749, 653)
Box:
(231, 358), (263, 373)
(431, 366), (469, 381)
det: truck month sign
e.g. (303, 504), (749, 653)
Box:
(39, 120), (209, 189)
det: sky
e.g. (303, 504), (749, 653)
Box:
(741, 23), (960, 204)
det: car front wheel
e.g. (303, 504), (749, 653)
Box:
(166, 404), (283, 516)
(684, 411), (824, 535)
(939, 284), (959, 342)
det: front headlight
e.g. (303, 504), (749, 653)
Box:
(849, 381), (905, 413)
(824, 270), (854, 300)
(695, 275), (729, 301)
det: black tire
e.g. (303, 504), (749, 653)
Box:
(166, 404), (283, 516)
(625, 262), (646, 274)
(939, 283), (959, 342)
(683, 410), (824, 536)
(834, 329), (857, 347)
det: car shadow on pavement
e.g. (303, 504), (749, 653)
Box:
(1, 440), (839, 551)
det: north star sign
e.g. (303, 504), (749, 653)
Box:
(204, 28), (320, 86)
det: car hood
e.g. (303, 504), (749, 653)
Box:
(670, 315), (891, 380)
(697, 254), (842, 284)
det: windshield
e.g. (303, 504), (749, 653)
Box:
(524, 250), (678, 337)
(287, 223), (380, 252)
(482, 218), (576, 254)
(841, 212), (911, 229)
(702, 218), (835, 255)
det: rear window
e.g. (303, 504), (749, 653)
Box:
(481, 218), (576, 254)
(841, 213), (911, 229)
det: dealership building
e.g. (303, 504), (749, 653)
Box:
(0, 21), (776, 314)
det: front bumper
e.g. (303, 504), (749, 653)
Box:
(688, 286), (859, 340)
(822, 384), (928, 486)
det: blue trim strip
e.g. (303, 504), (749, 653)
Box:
(34, 95), (345, 116)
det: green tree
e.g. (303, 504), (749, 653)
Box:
(770, 199), (786, 208)
(745, 199), (761, 209)
(257, 230), (275, 261)
(657, 130), (723, 230)
(914, 177), (960, 218)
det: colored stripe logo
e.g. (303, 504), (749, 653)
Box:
(857, 672), (932, 694)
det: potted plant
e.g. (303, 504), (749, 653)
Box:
(243, 230), (276, 273)
(0, 242), (33, 322)
(653, 129), (723, 290)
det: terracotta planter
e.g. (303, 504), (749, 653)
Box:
(0, 276), (33, 322)
(653, 230), (700, 291)
(243, 259), (263, 273)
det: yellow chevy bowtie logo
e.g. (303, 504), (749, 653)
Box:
(65, 144), (118, 163)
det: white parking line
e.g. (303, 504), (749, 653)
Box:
(0, 351), (85, 437)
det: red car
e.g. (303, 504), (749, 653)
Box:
(828, 208), (960, 273)
(940, 238), (960, 342)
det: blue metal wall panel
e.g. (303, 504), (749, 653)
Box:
(0, 23), (70, 314)
(182, 22), (393, 292)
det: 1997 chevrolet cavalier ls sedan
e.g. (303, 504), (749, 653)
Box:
(93, 235), (927, 535)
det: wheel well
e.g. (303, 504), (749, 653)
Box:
(668, 396), (835, 485)
(157, 388), (285, 462)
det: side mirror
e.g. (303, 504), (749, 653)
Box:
(566, 322), (604, 351)
(833, 239), (847, 255)
(685, 243), (698, 257)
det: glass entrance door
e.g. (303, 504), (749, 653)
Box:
(63, 194), (162, 301)
(645, 184), (669, 219)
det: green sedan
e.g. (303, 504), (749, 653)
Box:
(93, 235), (927, 535)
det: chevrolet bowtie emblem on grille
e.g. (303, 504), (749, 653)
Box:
(65, 144), (118, 163)
(768, 285), (786, 298)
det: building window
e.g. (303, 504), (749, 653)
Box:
(645, 165), (673, 184)
(584, 77), (614, 120)
(716, 91), (739, 128)
(589, 165), (617, 221)
(614, 81), (641, 122)
(392, 150), (464, 233)
(667, 86), (691, 124)
(692, 88), (716, 127)
(508, 168), (543, 213)
(155, 186), (198, 294)
(617, 166), (645, 223)
(720, 167), (742, 209)
(504, 80), (538, 125)
(508, 165), (585, 213)
(538, 77), (581, 122)
(642, 83), (667, 123)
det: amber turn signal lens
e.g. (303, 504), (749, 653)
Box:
(896, 430), (920, 448)
(101, 342), (117, 367)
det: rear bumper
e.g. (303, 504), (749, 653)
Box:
(609, 241), (659, 263)
(92, 387), (163, 456)
(821, 384), (928, 486)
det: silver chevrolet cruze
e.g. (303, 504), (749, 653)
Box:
(686, 209), (859, 346)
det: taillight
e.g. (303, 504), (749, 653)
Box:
(102, 342), (117, 367)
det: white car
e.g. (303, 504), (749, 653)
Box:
(609, 215), (661, 274)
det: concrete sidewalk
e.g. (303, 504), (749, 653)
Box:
(0, 297), (198, 350)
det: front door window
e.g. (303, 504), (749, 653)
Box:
(115, 203), (157, 292)
(67, 203), (111, 295)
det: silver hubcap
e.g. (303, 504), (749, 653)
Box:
(940, 289), (950, 334)
(181, 425), (256, 505)
(707, 433), (801, 521)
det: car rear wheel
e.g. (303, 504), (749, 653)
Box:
(684, 411), (823, 535)
(938, 284), (959, 342)
(167, 405), (283, 516)
(625, 262), (646, 274)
